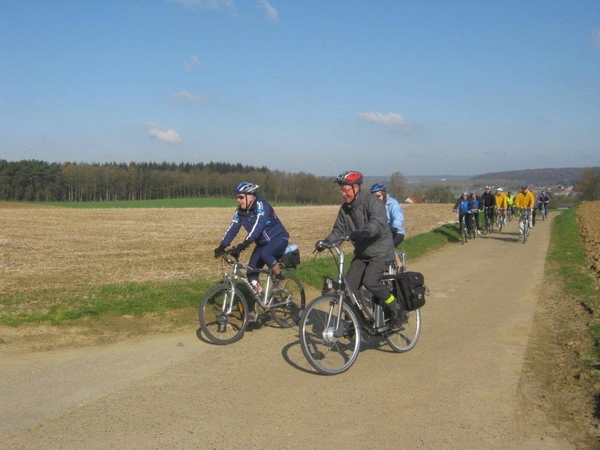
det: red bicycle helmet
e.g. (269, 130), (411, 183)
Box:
(334, 171), (363, 186)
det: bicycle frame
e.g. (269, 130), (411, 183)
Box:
(519, 209), (531, 243)
(322, 244), (388, 337)
(219, 255), (292, 314)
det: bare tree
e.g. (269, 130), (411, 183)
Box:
(575, 167), (599, 201)
(388, 171), (407, 202)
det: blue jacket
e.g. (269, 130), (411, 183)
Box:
(220, 197), (289, 247)
(385, 195), (405, 235)
(454, 196), (475, 213)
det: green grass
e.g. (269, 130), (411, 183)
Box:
(0, 281), (212, 327)
(546, 205), (600, 357)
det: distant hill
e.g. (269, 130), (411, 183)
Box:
(470, 167), (598, 187)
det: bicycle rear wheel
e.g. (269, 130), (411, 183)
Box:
(269, 272), (306, 328)
(299, 296), (361, 375)
(386, 308), (421, 352)
(199, 284), (248, 345)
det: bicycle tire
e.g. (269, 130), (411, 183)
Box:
(199, 284), (248, 345)
(481, 217), (489, 235)
(299, 295), (361, 375)
(269, 272), (306, 328)
(386, 308), (421, 352)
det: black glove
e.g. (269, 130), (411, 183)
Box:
(391, 227), (398, 237)
(213, 244), (226, 258)
(315, 240), (327, 252)
(230, 241), (250, 258)
(349, 229), (368, 243)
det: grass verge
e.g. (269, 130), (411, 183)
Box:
(0, 223), (462, 327)
(547, 205), (600, 358)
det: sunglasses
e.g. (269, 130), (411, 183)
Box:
(236, 195), (245, 200)
(340, 186), (354, 193)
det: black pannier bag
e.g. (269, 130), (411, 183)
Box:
(280, 244), (301, 269)
(394, 271), (427, 311)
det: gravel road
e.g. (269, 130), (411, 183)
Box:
(0, 216), (575, 449)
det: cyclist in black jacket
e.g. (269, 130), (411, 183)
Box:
(480, 186), (496, 227)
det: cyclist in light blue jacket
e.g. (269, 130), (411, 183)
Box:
(371, 183), (405, 268)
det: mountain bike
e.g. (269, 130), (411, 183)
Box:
(460, 213), (469, 244)
(457, 211), (475, 244)
(507, 206), (514, 222)
(299, 239), (421, 375)
(467, 210), (478, 240)
(519, 209), (531, 244)
(481, 206), (494, 235)
(496, 208), (507, 233)
(199, 251), (305, 345)
(538, 201), (549, 220)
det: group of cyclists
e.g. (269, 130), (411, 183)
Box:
(453, 185), (552, 239)
(214, 171), (408, 327)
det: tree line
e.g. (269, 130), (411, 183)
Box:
(0, 159), (469, 205)
(0, 160), (340, 204)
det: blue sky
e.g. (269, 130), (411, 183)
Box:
(1, 0), (599, 177)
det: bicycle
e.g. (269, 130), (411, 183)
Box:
(456, 210), (474, 244)
(467, 209), (478, 240)
(496, 208), (507, 233)
(538, 201), (549, 220)
(199, 251), (306, 345)
(481, 206), (494, 235)
(519, 208), (531, 244)
(299, 239), (421, 375)
(507, 206), (514, 222)
(459, 213), (469, 244)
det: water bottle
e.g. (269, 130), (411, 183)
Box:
(251, 280), (262, 295)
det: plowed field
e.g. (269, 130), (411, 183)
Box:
(0, 203), (456, 294)
(577, 200), (600, 281)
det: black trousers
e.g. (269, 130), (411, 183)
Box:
(346, 257), (391, 304)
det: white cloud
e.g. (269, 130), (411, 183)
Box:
(168, 0), (234, 10)
(258, 0), (279, 21)
(593, 29), (600, 49)
(166, 90), (205, 103)
(358, 111), (413, 134)
(184, 54), (203, 72)
(148, 122), (183, 144)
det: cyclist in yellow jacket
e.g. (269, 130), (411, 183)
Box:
(515, 185), (535, 237)
(494, 188), (508, 227)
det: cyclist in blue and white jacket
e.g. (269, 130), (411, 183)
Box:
(453, 191), (476, 234)
(370, 183), (405, 268)
(214, 182), (289, 291)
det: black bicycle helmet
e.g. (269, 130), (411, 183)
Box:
(235, 182), (259, 195)
(370, 183), (387, 193)
(334, 171), (363, 186)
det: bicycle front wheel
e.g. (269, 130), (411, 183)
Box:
(299, 296), (361, 375)
(199, 284), (248, 345)
(269, 272), (306, 328)
(386, 308), (421, 352)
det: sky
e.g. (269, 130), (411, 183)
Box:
(1, 0), (599, 177)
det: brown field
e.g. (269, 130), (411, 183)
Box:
(577, 200), (600, 282)
(0, 203), (456, 294)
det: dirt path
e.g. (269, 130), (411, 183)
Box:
(0, 216), (575, 449)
